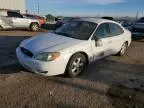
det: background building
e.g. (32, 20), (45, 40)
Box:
(0, 0), (25, 13)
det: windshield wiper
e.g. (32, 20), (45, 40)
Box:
(54, 32), (71, 37)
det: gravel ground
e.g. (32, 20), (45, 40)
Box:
(0, 31), (144, 108)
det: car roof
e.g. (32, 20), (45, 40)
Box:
(77, 18), (117, 24)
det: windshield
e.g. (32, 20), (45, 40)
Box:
(54, 21), (97, 40)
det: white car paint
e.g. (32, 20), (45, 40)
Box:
(0, 11), (40, 30)
(16, 18), (131, 76)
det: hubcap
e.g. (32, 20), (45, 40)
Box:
(71, 58), (84, 75)
(32, 24), (38, 31)
(121, 43), (127, 55)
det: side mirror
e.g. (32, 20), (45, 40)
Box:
(92, 36), (99, 41)
(92, 36), (102, 47)
(96, 40), (102, 47)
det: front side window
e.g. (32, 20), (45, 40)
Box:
(54, 21), (97, 40)
(109, 23), (124, 36)
(94, 23), (110, 39)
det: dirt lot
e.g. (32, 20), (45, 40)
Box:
(0, 30), (144, 108)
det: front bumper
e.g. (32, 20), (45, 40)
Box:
(16, 47), (65, 76)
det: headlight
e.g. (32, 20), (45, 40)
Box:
(34, 52), (60, 61)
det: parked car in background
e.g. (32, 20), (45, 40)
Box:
(16, 18), (131, 77)
(0, 10), (40, 31)
(132, 17), (144, 33)
(118, 20), (133, 31)
(24, 14), (46, 25)
(55, 17), (80, 29)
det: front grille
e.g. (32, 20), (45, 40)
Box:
(20, 47), (33, 57)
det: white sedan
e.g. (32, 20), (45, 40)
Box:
(16, 18), (131, 77)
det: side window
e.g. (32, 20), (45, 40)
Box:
(94, 23), (110, 38)
(109, 23), (124, 36)
(7, 11), (23, 18)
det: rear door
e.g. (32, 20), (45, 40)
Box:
(1, 16), (12, 28)
(0, 11), (13, 29)
(108, 23), (125, 54)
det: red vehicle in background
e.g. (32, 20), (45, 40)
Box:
(24, 14), (46, 25)
(35, 15), (46, 25)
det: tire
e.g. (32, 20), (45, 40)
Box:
(118, 42), (128, 56)
(30, 23), (39, 32)
(66, 53), (87, 77)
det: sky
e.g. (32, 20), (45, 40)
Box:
(26, 0), (144, 17)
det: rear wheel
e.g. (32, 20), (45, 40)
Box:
(118, 42), (128, 56)
(30, 23), (39, 31)
(66, 53), (87, 77)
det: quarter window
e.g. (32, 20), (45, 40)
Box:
(109, 23), (123, 36)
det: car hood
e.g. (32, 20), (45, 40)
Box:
(20, 32), (83, 54)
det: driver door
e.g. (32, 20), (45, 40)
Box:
(90, 23), (111, 61)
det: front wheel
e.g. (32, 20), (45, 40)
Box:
(66, 53), (87, 77)
(30, 23), (40, 32)
(118, 42), (128, 56)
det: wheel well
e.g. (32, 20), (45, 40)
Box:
(125, 41), (128, 46)
(70, 52), (89, 65)
(64, 51), (89, 75)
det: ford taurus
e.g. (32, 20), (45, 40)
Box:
(16, 18), (131, 77)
